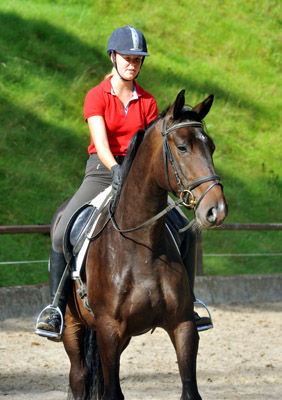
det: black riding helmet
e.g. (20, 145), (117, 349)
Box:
(107, 25), (149, 80)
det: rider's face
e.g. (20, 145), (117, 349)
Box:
(114, 52), (143, 80)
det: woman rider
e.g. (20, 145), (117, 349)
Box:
(36, 25), (212, 339)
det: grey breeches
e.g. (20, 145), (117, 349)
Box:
(52, 154), (112, 252)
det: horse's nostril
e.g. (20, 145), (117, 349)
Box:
(207, 207), (217, 223)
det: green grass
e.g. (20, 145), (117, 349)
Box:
(0, 0), (281, 286)
(202, 230), (282, 275)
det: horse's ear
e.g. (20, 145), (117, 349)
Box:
(173, 90), (185, 120)
(192, 94), (214, 120)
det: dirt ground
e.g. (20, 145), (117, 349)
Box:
(0, 302), (281, 400)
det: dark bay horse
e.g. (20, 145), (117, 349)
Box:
(61, 90), (228, 400)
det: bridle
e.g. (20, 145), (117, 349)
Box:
(109, 118), (223, 234)
(162, 119), (222, 211)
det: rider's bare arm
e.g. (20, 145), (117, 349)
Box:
(87, 115), (118, 170)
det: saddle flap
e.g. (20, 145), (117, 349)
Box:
(63, 186), (113, 263)
(70, 206), (97, 252)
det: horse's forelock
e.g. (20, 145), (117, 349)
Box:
(159, 104), (202, 124)
(178, 107), (202, 122)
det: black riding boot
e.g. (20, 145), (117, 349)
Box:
(181, 228), (213, 331)
(166, 208), (213, 331)
(36, 248), (70, 338)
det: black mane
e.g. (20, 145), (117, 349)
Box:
(110, 128), (147, 211)
(110, 114), (161, 211)
(120, 128), (146, 185)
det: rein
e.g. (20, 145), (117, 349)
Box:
(110, 196), (191, 234)
(110, 119), (222, 234)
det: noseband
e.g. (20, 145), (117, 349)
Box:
(162, 119), (222, 211)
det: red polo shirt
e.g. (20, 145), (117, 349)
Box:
(84, 76), (158, 155)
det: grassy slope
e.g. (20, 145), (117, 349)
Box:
(0, 0), (281, 285)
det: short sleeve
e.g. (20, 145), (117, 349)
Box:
(84, 85), (105, 122)
(145, 97), (158, 126)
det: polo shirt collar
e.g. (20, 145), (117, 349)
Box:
(110, 84), (138, 100)
(102, 76), (145, 98)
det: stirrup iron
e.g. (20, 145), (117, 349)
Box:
(35, 305), (64, 340)
(35, 263), (70, 339)
(194, 298), (213, 332)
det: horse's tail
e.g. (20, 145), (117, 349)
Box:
(83, 327), (104, 399)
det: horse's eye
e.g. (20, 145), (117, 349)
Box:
(177, 145), (188, 153)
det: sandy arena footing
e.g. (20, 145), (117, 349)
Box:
(1, 301), (281, 399)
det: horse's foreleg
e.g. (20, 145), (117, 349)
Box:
(96, 320), (124, 400)
(63, 315), (87, 399)
(168, 320), (202, 400)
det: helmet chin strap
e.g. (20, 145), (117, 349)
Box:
(111, 51), (142, 82)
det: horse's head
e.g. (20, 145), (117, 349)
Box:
(158, 90), (228, 228)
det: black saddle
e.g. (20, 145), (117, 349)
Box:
(63, 204), (97, 265)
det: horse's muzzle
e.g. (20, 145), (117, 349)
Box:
(196, 197), (228, 228)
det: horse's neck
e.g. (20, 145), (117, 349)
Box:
(113, 123), (169, 237)
(115, 159), (167, 235)
(117, 183), (167, 228)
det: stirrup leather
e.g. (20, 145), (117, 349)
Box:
(35, 305), (64, 340)
(194, 298), (213, 332)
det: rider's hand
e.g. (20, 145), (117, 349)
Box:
(111, 164), (122, 192)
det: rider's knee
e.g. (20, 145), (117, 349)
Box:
(52, 228), (64, 253)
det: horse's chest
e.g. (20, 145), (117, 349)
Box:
(124, 260), (184, 311)
(93, 234), (186, 316)
(130, 274), (161, 307)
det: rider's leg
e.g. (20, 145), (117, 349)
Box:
(181, 227), (213, 331)
(166, 204), (213, 331)
(36, 154), (112, 338)
(181, 228), (197, 302)
(36, 248), (70, 334)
